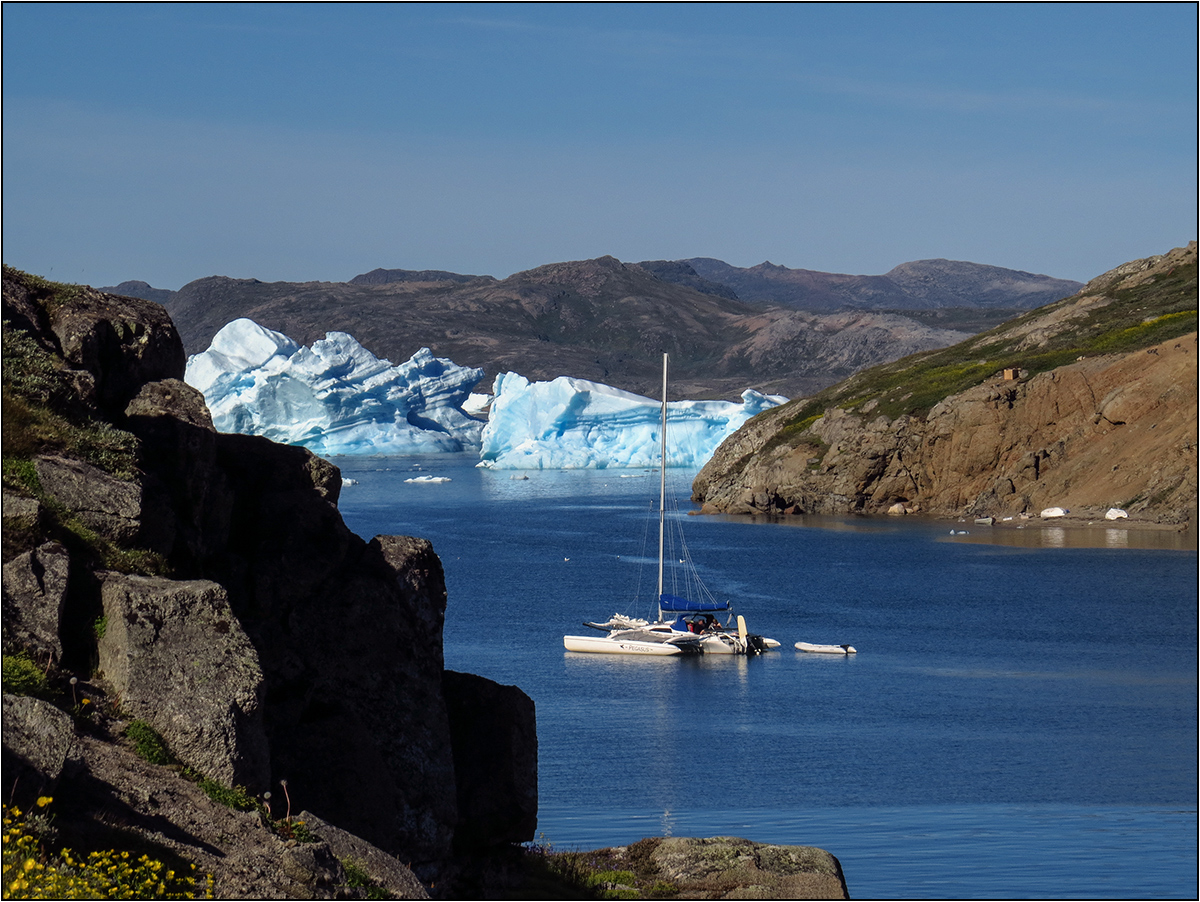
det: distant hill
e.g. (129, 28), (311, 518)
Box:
(634, 260), (741, 301)
(99, 253), (1084, 400)
(348, 267), (491, 286)
(682, 257), (1082, 311)
(102, 279), (177, 305)
(692, 242), (1198, 525)
(99, 257), (969, 400)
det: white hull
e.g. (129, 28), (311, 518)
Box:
(564, 634), (693, 655)
(795, 641), (857, 655)
(699, 633), (782, 654)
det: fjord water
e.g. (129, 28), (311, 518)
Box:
(336, 455), (1197, 899)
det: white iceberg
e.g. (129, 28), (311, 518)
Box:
(185, 318), (486, 456)
(478, 372), (786, 469)
(1040, 507), (1069, 518)
(1104, 508), (1129, 520)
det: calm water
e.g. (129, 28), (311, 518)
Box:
(336, 454), (1198, 899)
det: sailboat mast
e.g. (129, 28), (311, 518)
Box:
(657, 352), (667, 620)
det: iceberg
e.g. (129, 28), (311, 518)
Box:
(185, 318), (486, 456)
(478, 372), (786, 469)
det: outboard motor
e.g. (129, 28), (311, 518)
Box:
(747, 634), (767, 655)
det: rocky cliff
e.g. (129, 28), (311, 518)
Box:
(694, 243), (1198, 525)
(1, 267), (537, 896)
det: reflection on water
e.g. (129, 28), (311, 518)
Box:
(714, 510), (1196, 551)
(950, 522), (1196, 550)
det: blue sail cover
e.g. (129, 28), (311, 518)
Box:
(659, 593), (729, 613)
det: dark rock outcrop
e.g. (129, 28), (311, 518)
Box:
(2, 268), (538, 890)
(444, 671), (538, 852)
(47, 286), (186, 416)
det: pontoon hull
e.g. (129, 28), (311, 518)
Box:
(564, 634), (696, 655)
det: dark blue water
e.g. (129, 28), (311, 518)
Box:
(336, 454), (1198, 899)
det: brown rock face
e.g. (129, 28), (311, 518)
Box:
(695, 243), (1198, 525)
(695, 334), (1198, 522)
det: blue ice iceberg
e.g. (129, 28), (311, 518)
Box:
(184, 319), (486, 456)
(478, 372), (786, 469)
(186, 318), (786, 466)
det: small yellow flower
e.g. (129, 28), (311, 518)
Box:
(35, 797), (52, 808)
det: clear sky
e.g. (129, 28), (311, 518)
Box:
(3, 2), (1196, 288)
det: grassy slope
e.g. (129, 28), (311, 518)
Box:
(762, 248), (1198, 449)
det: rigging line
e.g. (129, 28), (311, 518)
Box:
(628, 494), (656, 618)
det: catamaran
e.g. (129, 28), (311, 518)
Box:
(563, 354), (780, 656)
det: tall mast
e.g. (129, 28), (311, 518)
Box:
(657, 352), (667, 620)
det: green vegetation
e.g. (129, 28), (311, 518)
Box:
(517, 837), (681, 899)
(1, 279), (168, 576)
(3, 268), (168, 577)
(1, 652), (50, 698)
(341, 857), (390, 899)
(124, 720), (173, 766)
(768, 254), (1198, 434)
(1, 317), (139, 482)
(2, 800), (212, 899)
(191, 774), (257, 813)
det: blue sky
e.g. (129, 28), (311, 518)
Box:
(3, 3), (1196, 288)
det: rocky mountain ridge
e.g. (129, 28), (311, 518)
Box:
(681, 256), (1082, 310)
(693, 243), (1198, 526)
(101, 253), (1078, 400)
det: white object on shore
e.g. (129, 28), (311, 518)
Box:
(1105, 508), (1129, 520)
(1040, 507), (1068, 518)
(796, 642), (857, 655)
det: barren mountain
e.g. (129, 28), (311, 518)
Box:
(693, 242), (1198, 525)
(683, 256), (1082, 311)
(110, 256), (973, 400)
